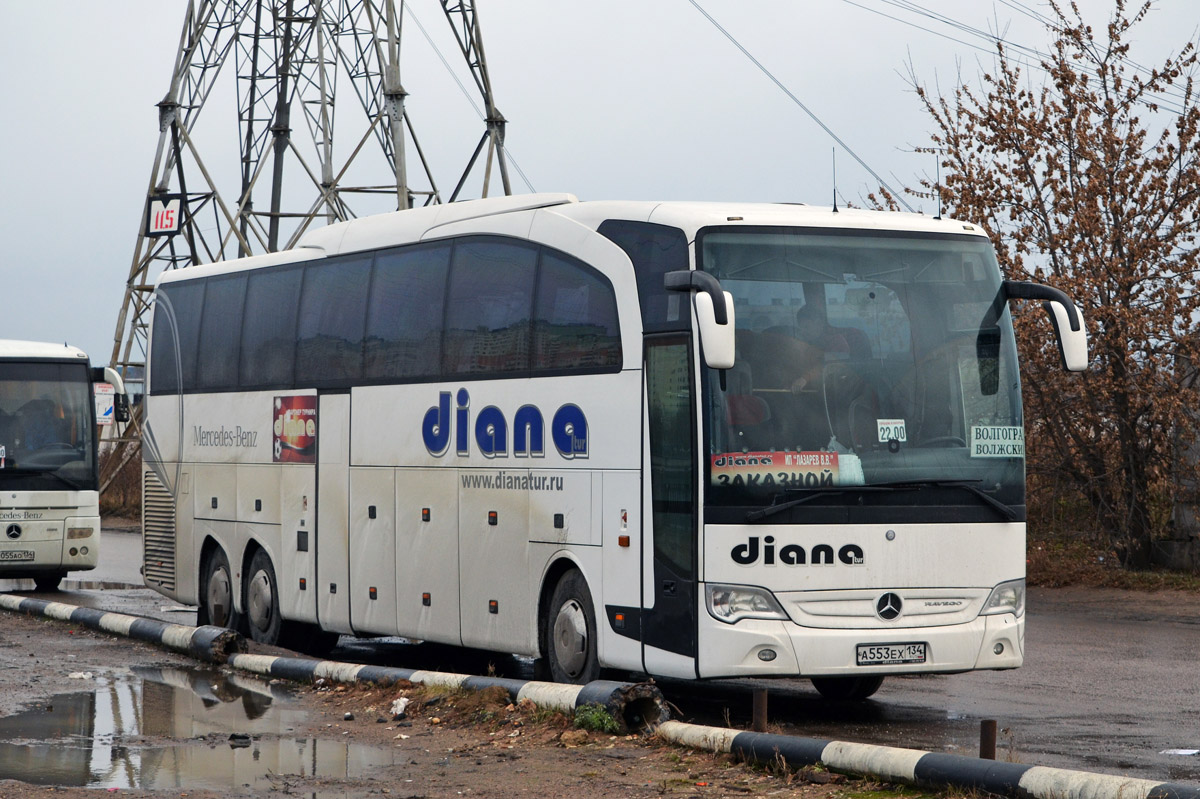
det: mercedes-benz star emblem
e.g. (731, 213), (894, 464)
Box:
(876, 592), (903, 621)
(5, 524), (21, 540)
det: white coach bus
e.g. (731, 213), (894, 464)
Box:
(0, 340), (129, 591)
(142, 193), (1086, 696)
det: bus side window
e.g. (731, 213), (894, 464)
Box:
(296, 255), (372, 387)
(533, 251), (621, 372)
(241, 266), (302, 389)
(151, 280), (205, 395)
(443, 237), (537, 377)
(196, 274), (248, 391)
(597, 220), (691, 334)
(365, 242), (451, 382)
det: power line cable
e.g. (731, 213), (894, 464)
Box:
(848, 0), (1191, 113)
(686, 0), (916, 211)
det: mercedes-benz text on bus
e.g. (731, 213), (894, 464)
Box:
(143, 194), (1087, 696)
(0, 340), (130, 591)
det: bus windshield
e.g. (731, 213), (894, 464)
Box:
(0, 362), (96, 491)
(699, 227), (1023, 518)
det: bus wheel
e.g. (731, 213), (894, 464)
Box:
(245, 549), (283, 645)
(810, 675), (885, 701)
(543, 570), (600, 685)
(33, 572), (64, 592)
(199, 547), (242, 630)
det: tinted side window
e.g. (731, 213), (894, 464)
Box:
(151, 280), (205, 395)
(533, 251), (622, 372)
(365, 242), (450, 382)
(597, 220), (691, 333)
(196, 274), (247, 391)
(443, 238), (537, 376)
(296, 255), (372, 386)
(240, 266), (302, 389)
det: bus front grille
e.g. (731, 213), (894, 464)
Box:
(142, 470), (177, 591)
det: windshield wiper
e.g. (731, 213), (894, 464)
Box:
(867, 479), (1019, 521)
(746, 485), (899, 521)
(746, 490), (840, 521)
(745, 480), (1019, 522)
(0, 468), (89, 491)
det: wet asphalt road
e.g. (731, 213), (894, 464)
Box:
(7, 527), (1199, 783)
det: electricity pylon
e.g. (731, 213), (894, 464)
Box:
(109, 0), (511, 405)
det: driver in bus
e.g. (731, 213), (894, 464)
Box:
(19, 398), (63, 451)
(790, 301), (849, 393)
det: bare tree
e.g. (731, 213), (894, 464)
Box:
(909, 0), (1200, 567)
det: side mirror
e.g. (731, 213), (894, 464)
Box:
(1003, 281), (1089, 372)
(95, 366), (132, 423)
(1044, 300), (1088, 372)
(695, 290), (736, 369)
(665, 270), (736, 369)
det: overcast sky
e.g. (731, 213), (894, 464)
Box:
(0, 1), (1194, 370)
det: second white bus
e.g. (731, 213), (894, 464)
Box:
(143, 193), (1086, 695)
(0, 340), (129, 591)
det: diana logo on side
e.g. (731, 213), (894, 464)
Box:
(423, 389), (588, 459)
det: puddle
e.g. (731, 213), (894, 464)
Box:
(0, 666), (400, 792)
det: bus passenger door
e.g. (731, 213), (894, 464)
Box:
(316, 393), (352, 634)
(641, 336), (699, 678)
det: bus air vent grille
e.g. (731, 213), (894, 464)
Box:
(142, 470), (177, 591)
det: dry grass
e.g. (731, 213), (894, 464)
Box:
(1027, 534), (1200, 592)
(99, 448), (141, 517)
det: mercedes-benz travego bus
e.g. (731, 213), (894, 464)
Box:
(0, 340), (130, 591)
(142, 194), (1087, 697)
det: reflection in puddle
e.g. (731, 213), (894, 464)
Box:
(0, 667), (399, 792)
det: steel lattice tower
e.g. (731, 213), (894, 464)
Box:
(109, 0), (510, 412)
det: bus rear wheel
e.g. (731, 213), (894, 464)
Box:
(810, 675), (885, 701)
(199, 547), (242, 631)
(245, 549), (283, 645)
(543, 569), (600, 685)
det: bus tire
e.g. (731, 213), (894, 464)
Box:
(543, 569), (600, 685)
(245, 549), (283, 645)
(199, 547), (242, 631)
(810, 675), (885, 701)
(33, 572), (64, 592)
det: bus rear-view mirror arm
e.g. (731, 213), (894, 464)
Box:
(1002, 280), (1089, 372)
(665, 270), (736, 370)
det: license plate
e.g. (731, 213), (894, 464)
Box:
(856, 642), (926, 666)
(0, 550), (34, 562)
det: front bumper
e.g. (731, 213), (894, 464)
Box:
(696, 607), (1023, 679)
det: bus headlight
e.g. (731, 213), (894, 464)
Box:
(705, 584), (788, 624)
(66, 527), (94, 540)
(981, 578), (1025, 617)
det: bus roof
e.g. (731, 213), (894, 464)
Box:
(0, 340), (89, 362)
(156, 193), (989, 283)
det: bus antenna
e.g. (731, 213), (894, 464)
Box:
(832, 148), (838, 213)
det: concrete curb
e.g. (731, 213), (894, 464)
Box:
(5, 592), (1196, 799)
(656, 721), (1200, 799)
(0, 593), (667, 733)
(0, 594), (244, 663)
(226, 652), (669, 733)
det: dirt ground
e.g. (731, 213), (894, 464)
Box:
(0, 607), (908, 799)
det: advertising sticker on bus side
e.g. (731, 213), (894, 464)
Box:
(274, 396), (317, 463)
